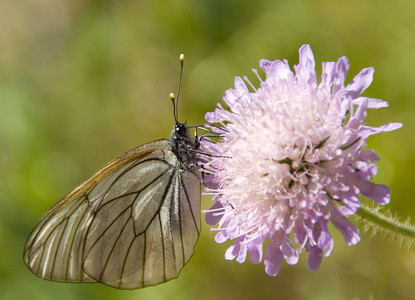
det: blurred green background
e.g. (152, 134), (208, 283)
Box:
(1, 0), (414, 299)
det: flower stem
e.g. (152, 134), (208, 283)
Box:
(354, 203), (415, 247)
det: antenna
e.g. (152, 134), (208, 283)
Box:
(170, 54), (184, 124)
(169, 92), (178, 124)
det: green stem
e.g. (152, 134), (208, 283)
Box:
(354, 204), (415, 242)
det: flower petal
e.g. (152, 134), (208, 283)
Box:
(215, 231), (229, 243)
(355, 180), (391, 205)
(264, 239), (283, 276)
(248, 241), (264, 264)
(359, 123), (403, 139)
(308, 246), (323, 271)
(270, 60), (295, 82)
(345, 67), (374, 98)
(353, 97), (389, 109)
(330, 207), (361, 245)
(332, 56), (350, 95)
(236, 243), (248, 263)
(225, 243), (239, 260)
(320, 61), (336, 91)
(205, 201), (224, 225)
(259, 59), (273, 72)
(281, 235), (299, 265)
(358, 150), (380, 162)
(295, 44), (317, 87)
(317, 219), (333, 250)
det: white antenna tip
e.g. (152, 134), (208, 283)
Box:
(180, 54), (184, 61)
(169, 92), (175, 100)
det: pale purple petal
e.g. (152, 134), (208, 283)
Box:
(215, 231), (229, 243)
(264, 239), (283, 276)
(348, 98), (368, 129)
(259, 59), (273, 72)
(359, 123), (404, 139)
(205, 103), (232, 122)
(295, 44), (317, 87)
(234, 76), (249, 93)
(358, 150), (380, 162)
(332, 56), (350, 94)
(269, 60), (295, 81)
(345, 67), (374, 98)
(317, 219), (333, 250)
(353, 97), (389, 109)
(225, 238), (248, 263)
(335, 195), (361, 215)
(330, 209), (361, 245)
(222, 89), (238, 108)
(355, 161), (377, 180)
(205, 111), (220, 123)
(308, 246), (323, 271)
(355, 180), (391, 205)
(249, 242), (263, 264)
(281, 235), (299, 265)
(205, 201), (224, 225)
(320, 61), (336, 91)
(225, 244), (239, 260)
(236, 243), (248, 263)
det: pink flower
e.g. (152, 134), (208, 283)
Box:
(200, 44), (402, 276)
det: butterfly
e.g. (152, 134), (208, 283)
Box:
(23, 54), (202, 289)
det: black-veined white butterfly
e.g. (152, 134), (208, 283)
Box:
(23, 54), (202, 289)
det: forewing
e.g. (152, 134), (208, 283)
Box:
(23, 140), (173, 284)
(82, 155), (201, 289)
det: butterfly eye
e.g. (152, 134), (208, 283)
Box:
(175, 123), (188, 136)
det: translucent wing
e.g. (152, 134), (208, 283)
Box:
(23, 139), (201, 289)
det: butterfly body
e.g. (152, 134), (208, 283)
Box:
(24, 122), (201, 289)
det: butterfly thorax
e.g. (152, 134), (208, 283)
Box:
(168, 122), (198, 170)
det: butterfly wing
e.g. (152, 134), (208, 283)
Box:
(23, 139), (201, 289)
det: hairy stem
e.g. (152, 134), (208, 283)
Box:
(353, 204), (415, 246)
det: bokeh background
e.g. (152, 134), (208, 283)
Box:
(1, 0), (414, 299)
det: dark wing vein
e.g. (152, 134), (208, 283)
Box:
(97, 157), (174, 208)
(177, 174), (186, 265)
(118, 220), (136, 289)
(24, 195), (87, 259)
(139, 168), (177, 288)
(35, 221), (68, 277)
(25, 196), (88, 281)
(82, 158), (177, 289)
(82, 194), (139, 261)
(83, 164), (174, 260)
(180, 172), (200, 234)
(94, 164), (173, 217)
(72, 196), (93, 281)
(159, 213), (166, 282)
(98, 207), (133, 281)
(50, 218), (69, 279)
(141, 232), (146, 288)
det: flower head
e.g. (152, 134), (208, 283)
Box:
(201, 44), (402, 276)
